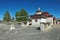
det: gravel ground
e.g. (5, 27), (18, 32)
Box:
(0, 24), (60, 40)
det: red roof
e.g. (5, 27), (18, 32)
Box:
(30, 12), (53, 19)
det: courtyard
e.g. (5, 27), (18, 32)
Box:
(0, 24), (60, 40)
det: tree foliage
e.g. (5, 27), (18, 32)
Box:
(15, 11), (21, 22)
(3, 11), (11, 22)
(15, 8), (28, 22)
(20, 8), (28, 21)
(20, 8), (28, 16)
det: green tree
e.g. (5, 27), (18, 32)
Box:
(20, 8), (28, 21)
(15, 11), (21, 22)
(15, 8), (28, 22)
(3, 11), (11, 22)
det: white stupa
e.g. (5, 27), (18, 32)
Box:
(9, 24), (15, 31)
(36, 8), (42, 14)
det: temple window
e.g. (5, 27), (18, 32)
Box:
(35, 19), (37, 22)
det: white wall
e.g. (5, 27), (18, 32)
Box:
(21, 22), (30, 27)
(31, 17), (53, 26)
(46, 17), (53, 25)
(40, 18), (46, 23)
(32, 19), (40, 25)
(32, 18), (46, 25)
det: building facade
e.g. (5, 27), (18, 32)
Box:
(30, 8), (56, 28)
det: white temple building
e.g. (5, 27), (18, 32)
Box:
(30, 8), (56, 26)
(29, 8), (56, 31)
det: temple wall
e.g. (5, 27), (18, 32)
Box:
(46, 17), (53, 25)
(31, 19), (40, 25)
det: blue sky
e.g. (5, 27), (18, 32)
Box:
(0, 0), (60, 20)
